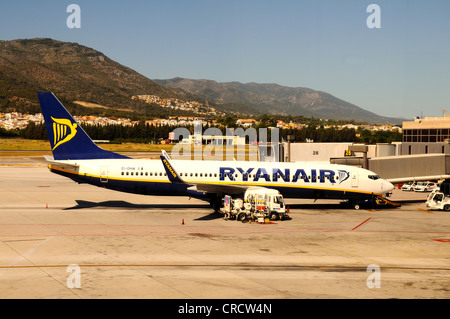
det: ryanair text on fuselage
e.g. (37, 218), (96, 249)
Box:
(219, 167), (350, 184)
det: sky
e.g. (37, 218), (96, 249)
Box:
(1, 0), (449, 120)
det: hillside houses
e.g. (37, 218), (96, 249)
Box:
(132, 95), (224, 117)
(0, 112), (43, 130)
(236, 119), (258, 127)
(1, 111), (402, 134)
(0, 112), (212, 131)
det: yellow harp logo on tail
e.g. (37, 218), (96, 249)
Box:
(51, 117), (78, 150)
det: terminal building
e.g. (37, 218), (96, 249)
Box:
(401, 115), (450, 155)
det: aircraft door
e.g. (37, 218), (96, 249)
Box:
(351, 171), (358, 187)
(100, 166), (108, 183)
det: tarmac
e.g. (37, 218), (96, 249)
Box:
(0, 156), (449, 299)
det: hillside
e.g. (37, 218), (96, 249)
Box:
(0, 38), (402, 124)
(0, 38), (203, 117)
(155, 78), (403, 124)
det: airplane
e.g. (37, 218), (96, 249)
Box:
(37, 92), (395, 210)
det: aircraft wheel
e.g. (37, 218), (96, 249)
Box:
(210, 198), (222, 212)
(353, 203), (360, 210)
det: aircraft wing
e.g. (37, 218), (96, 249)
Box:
(193, 183), (249, 195)
(160, 152), (249, 196)
(386, 175), (450, 184)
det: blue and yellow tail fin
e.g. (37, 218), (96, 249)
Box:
(38, 92), (129, 160)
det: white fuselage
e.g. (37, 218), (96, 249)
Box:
(49, 158), (394, 201)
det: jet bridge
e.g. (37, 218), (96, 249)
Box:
(368, 154), (450, 183)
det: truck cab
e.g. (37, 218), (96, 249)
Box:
(264, 193), (285, 220)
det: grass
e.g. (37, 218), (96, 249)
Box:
(0, 138), (174, 152)
(0, 138), (258, 160)
(0, 139), (51, 151)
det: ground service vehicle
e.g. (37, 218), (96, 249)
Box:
(425, 179), (450, 211)
(426, 188), (450, 211)
(220, 188), (289, 222)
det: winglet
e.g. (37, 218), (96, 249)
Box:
(160, 152), (185, 184)
(162, 150), (172, 160)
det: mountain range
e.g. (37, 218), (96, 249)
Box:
(0, 38), (401, 123)
(155, 78), (402, 123)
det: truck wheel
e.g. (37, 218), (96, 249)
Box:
(237, 213), (247, 222)
(270, 212), (279, 220)
(444, 205), (450, 212)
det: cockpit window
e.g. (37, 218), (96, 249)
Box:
(368, 175), (380, 180)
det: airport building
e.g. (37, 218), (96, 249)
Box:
(401, 115), (450, 155)
(281, 142), (398, 162)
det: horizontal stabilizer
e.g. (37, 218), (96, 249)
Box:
(43, 155), (79, 171)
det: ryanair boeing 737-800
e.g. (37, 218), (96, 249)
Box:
(37, 92), (394, 210)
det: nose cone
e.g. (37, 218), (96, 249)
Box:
(383, 180), (395, 193)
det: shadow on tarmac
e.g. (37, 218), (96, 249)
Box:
(64, 200), (210, 211)
(286, 198), (421, 210)
(64, 200), (229, 220)
(63, 198), (421, 216)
